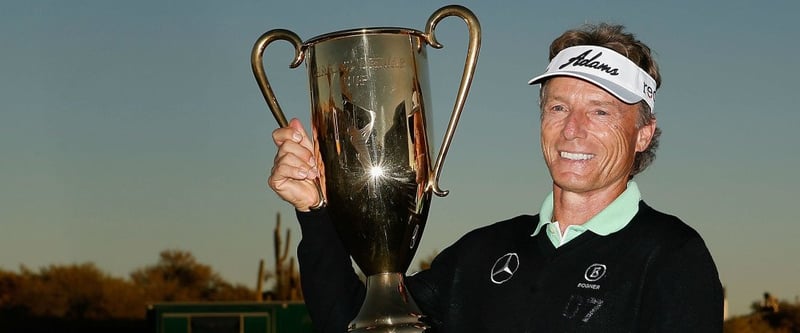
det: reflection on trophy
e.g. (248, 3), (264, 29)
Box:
(251, 5), (480, 332)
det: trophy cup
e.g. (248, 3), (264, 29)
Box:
(251, 5), (480, 332)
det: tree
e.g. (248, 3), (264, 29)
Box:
(131, 250), (255, 302)
(0, 263), (144, 319)
(724, 296), (800, 333)
(0, 251), (262, 333)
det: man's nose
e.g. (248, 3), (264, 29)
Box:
(562, 111), (587, 140)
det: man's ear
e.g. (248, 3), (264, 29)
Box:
(635, 119), (656, 152)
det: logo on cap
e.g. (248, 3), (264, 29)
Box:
(558, 49), (620, 76)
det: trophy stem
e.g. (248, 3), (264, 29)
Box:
(348, 273), (428, 333)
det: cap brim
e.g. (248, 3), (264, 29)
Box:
(528, 71), (642, 105)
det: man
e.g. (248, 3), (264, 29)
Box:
(268, 23), (723, 332)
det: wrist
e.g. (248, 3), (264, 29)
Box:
(296, 197), (326, 212)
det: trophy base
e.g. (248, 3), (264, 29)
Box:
(348, 273), (428, 333)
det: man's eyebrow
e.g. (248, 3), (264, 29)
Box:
(587, 99), (619, 107)
(541, 94), (565, 103)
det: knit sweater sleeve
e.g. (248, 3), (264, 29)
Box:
(296, 208), (365, 333)
(405, 238), (461, 330)
(641, 235), (724, 332)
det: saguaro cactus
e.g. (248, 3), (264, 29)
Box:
(259, 213), (303, 301)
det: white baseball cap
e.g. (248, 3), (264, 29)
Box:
(528, 45), (657, 111)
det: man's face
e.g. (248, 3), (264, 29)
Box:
(540, 77), (655, 195)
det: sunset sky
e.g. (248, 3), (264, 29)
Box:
(2, 0), (798, 316)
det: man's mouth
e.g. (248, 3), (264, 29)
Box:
(560, 151), (594, 161)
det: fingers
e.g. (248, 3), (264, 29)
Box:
(273, 118), (314, 152)
(271, 147), (318, 181)
(268, 148), (320, 210)
(271, 119), (317, 178)
(268, 118), (321, 210)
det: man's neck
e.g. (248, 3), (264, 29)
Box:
(551, 181), (628, 233)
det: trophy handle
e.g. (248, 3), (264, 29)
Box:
(250, 29), (305, 128)
(251, 29), (327, 209)
(425, 5), (481, 197)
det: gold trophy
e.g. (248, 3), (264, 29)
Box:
(251, 5), (480, 332)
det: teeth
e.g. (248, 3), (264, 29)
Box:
(561, 151), (594, 160)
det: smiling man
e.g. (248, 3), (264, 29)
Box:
(268, 23), (723, 332)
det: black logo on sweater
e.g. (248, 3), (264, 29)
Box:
(490, 253), (519, 284)
(558, 49), (620, 76)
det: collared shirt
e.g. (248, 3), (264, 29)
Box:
(531, 181), (641, 247)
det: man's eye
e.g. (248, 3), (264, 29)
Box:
(551, 105), (566, 112)
(593, 110), (609, 116)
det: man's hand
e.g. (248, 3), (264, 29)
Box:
(268, 118), (321, 212)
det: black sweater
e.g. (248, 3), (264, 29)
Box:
(297, 201), (723, 332)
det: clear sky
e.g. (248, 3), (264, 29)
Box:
(2, 0), (798, 317)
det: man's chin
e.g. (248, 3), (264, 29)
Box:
(552, 178), (592, 193)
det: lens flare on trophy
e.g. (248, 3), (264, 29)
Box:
(369, 165), (386, 179)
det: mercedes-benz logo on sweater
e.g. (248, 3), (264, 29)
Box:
(490, 253), (519, 284)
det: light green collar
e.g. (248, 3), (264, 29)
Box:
(532, 181), (641, 247)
